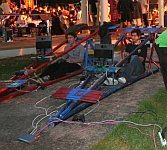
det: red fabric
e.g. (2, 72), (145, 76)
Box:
(108, 0), (119, 22)
(51, 88), (104, 103)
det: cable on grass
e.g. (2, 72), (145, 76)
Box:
(129, 110), (158, 122)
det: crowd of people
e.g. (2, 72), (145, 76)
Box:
(0, 1), (150, 27)
(0, 0), (161, 39)
(87, 0), (150, 27)
(117, 0), (149, 27)
(0, 1), (83, 37)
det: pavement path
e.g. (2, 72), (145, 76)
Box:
(0, 35), (66, 59)
(0, 35), (66, 50)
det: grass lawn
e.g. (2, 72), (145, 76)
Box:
(90, 88), (167, 150)
(0, 55), (34, 80)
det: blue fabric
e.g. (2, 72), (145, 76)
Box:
(66, 88), (91, 101)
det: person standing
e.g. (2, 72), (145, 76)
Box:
(68, 5), (76, 27)
(117, 0), (134, 27)
(59, 11), (67, 32)
(76, 6), (82, 24)
(132, 0), (142, 27)
(88, 0), (98, 26)
(51, 12), (64, 35)
(108, 0), (119, 23)
(0, 7), (3, 24)
(155, 30), (167, 90)
(139, 0), (149, 27)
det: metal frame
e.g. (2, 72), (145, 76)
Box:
(0, 29), (99, 102)
(17, 26), (163, 143)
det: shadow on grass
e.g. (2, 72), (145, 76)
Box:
(90, 88), (167, 150)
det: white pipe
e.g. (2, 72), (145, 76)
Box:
(81, 0), (88, 24)
(159, 0), (164, 27)
(100, 0), (108, 24)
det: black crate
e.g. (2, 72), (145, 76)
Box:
(94, 44), (114, 58)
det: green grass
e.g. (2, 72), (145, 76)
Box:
(0, 55), (34, 80)
(90, 88), (167, 150)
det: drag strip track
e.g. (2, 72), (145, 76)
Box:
(0, 72), (164, 150)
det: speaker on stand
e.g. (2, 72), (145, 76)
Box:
(36, 36), (52, 57)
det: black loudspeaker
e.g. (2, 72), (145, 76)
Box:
(94, 44), (114, 58)
(36, 36), (52, 56)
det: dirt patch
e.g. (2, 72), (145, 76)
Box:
(0, 72), (165, 150)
